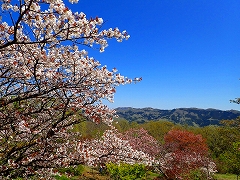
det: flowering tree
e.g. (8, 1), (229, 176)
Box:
(122, 128), (161, 158)
(77, 127), (155, 167)
(0, 0), (139, 178)
(160, 129), (217, 179)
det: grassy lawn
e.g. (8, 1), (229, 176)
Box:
(214, 173), (238, 180)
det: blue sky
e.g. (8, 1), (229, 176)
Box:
(67, 0), (240, 110)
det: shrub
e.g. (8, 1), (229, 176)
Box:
(106, 162), (147, 180)
(57, 165), (84, 177)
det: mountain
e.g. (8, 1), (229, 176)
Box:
(115, 107), (240, 126)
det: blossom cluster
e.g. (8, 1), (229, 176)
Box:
(77, 127), (155, 166)
(0, 0), (130, 52)
(122, 128), (161, 158)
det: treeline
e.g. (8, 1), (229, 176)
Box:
(74, 117), (240, 175)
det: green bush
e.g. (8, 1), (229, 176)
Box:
(57, 164), (84, 177)
(106, 162), (147, 180)
(54, 175), (70, 180)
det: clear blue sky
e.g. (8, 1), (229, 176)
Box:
(67, 0), (240, 110)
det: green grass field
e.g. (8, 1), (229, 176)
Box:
(214, 173), (238, 180)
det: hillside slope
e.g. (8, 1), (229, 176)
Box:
(115, 107), (240, 126)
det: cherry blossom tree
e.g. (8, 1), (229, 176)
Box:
(0, 0), (139, 178)
(160, 129), (217, 179)
(77, 127), (156, 167)
(122, 128), (161, 158)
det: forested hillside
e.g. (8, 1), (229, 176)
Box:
(115, 107), (240, 126)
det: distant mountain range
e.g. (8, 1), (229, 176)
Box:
(115, 107), (240, 126)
